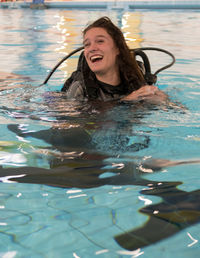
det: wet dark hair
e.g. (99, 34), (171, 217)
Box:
(83, 16), (145, 91)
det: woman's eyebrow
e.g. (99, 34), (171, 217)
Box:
(83, 38), (89, 45)
(95, 35), (107, 39)
(83, 35), (107, 44)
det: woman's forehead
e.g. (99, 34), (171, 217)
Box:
(84, 27), (109, 37)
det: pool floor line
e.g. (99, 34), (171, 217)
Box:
(1, 1), (200, 10)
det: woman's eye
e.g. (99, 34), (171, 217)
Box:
(84, 42), (90, 48)
(84, 44), (89, 48)
(97, 40), (104, 44)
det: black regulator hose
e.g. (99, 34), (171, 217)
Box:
(42, 46), (84, 85)
(134, 47), (176, 74)
(42, 46), (175, 86)
(133, 47), (176, 84)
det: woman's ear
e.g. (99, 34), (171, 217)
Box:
(116, 47), (120, 55)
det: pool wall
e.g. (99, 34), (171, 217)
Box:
(1, 0), (200, 10)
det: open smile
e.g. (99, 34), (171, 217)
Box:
(90, 55), (103, 63)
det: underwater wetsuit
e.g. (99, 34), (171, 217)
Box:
(61, 52), (145, 101)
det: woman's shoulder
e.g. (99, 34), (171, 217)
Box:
(61, 70), (83, 92)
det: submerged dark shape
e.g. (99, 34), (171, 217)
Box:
(1, 158), (200, 252)
(7, 124), (93, 153)
(4, 122), (200, 252)
(7, 119), (150, 155)
(115, 182), (200, 251)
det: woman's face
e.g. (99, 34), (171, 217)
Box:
(83, 27), (119, 77)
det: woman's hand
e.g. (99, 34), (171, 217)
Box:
(122, 85), (168, 104)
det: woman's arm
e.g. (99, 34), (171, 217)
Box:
(121, 85), (168, 104)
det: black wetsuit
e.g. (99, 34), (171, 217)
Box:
(61, 52), (144, 101)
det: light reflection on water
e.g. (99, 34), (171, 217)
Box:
(0, 8), (200, 258)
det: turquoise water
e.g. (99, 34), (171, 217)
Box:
(0, 8), (200, 257)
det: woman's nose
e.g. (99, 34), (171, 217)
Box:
(88, 42), (98, 52)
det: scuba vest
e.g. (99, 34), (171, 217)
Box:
(61, 52), (145, 101)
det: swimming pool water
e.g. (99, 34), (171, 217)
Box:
(0, 7), (200, 258)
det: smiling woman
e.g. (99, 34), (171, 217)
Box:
(61, 16), (167, 103)
(84, 27), (120, 86)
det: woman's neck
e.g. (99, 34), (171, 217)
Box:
(95, 70), (121, 86)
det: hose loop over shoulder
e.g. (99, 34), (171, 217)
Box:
(42, 46), (175, 86)
(132, 47), (176, 85)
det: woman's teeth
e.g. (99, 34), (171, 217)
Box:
(90, 55), (103, 62)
